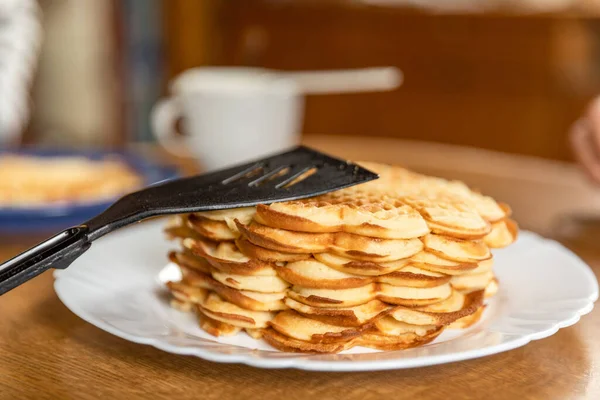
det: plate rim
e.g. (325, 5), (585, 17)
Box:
(53, 229), (599, 372)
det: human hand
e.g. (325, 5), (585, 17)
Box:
(569, 97), (600, 183)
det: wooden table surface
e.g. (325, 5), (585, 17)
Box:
(1, 136), (599, 400)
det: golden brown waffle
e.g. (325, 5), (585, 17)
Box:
(283, 298), (390, 327)
(255, 191), (431, 239)
(408, 251), (483, 275)
(168, 250), (213, 275)
(170, 265), (287, 312)
(236, 238), (311, 262)
(186, 239), (278, 276)
(261, 328), (354, 353)
(399, 196), (491, 239)
(484, 278), (499, 298)
(314, 253), (411, 276)
(275, 259), (451, 289)
(236, 220), (423, 261)
(288, 282), (453, 308)
(187, 214), (239, 241)
(196, 207), (256, 225)
(354, 328), (444, 351)
(275, 259), (372, 289)
(422, 234), (491, 262)
(376, 267), (451, 288)
(171, 289), (244, 338)
(313, 251), (489, 279)
(450, 270), (496, 293)
(164, 216), (205, 241)
(356, 162), (509, 224)
(164, 161), (517, 353)
(198, 291), (277, 329)
(196, 307), (242, 337)
(377, 283), (453, 306)
(269, 310), (366, 344)
(254, 163), (511, 241)
(166, 209), (252, 242)
(170, 297), (193, 312)
(448, 305), (487, 329)
(484, 218), (519, 248)
(263, 310), (445, 353)
(373, 317), (439, 337)
(287, 285), (379, 308)
(210, 270), (289, 293)
(389, 289), (484, 326)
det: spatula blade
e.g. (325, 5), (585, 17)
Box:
(85, 146), (378, 238)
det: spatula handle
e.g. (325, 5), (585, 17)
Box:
(0, 226), (91, 295)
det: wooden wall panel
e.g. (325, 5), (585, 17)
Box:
(162, 0), (225, 83)
(163, 1), (600, 160)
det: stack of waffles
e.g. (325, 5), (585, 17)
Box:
(165, 162), (518, 353)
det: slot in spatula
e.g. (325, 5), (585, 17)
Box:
(0, 146), (378, 295)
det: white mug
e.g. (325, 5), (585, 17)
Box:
(151, 67), (303, 171)
(151, 66), (402, 170)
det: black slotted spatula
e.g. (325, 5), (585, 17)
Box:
(0, 146), (378, 295)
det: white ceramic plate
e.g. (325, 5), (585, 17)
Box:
(54, 220), (599, 371)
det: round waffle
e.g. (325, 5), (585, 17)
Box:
(288, 282), (453, 308)
(261, 328), (354, 353)
(283, 297), (390, 327)
(408, 251), (481, 275)
(170, 297), (194, 312)
(196, 306), (243, 336)
(186, 238), (278, 276)
(400, 195), (491, 239)
(268, 310), (365, 344)
(373, 317), (439, 337)
(236, 220), (423, 261)
(359, 163), (509, 223)
(211, 271), (290, 293)
(314, 252), (410, 276)
(484, 278), (499, 298)
(422, 234), (491, 263)
(484, 218), (518, 248)
(164, 215), (205, 241)
(354, 327), (443, 351)
(448, 305), (487, 329)
(377, 283), (453, 306)
(198, 291), (277, 329)
(235, 238), (310, 262)
(450, 270), (495, 293)
(376, 267), (451, 288)
(276, 259), (450, 289)
(255, 191), (430, 239)
(168, 250), (213, 275)
(287, 285), (379, 308)
(168, 281), (208, 305)
(187, 214), (238, 241)
(195, 207), (255, 225)
(389, 289), (485, 326)
(275, 259), (371, 289)
(172, 265), (287, 311)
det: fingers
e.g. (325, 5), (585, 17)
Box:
(569, 118), (600, 183)
(587, 97), (600, 153)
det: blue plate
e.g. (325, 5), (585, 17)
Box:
(0, 149), (179, 233)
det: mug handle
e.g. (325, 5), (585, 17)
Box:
(150, 97), (190, 157)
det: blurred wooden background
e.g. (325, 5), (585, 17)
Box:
(163, 0), (600, 161)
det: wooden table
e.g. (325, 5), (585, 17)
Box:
(1, 136), (599, 400)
